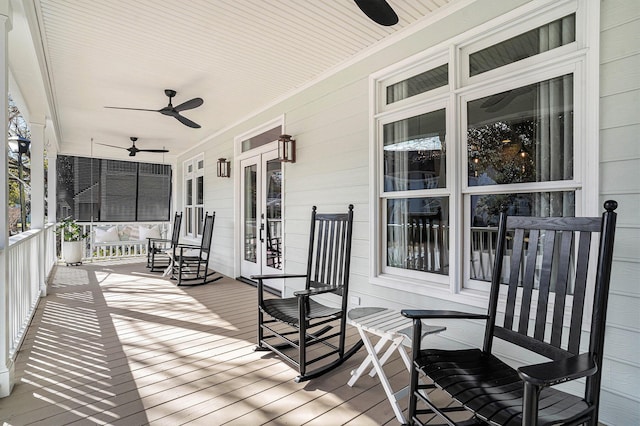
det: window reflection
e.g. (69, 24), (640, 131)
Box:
(384, 109), (446, 192)
(470, 191), (575, 285)
(468, 74), (573, 187)
(387, 197), (449, 275)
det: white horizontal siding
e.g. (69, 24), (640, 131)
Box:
(172, 0), (640, 424)
(598, 0), (640, 423)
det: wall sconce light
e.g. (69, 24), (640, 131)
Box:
(217, 158), (230, 178)
(277, 134), (296, 163)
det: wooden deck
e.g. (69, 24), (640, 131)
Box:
(0, 260), (455, 425)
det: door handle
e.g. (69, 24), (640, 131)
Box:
(259, 223), (264, 243)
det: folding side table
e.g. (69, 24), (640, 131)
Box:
(347, 307), (445, 424)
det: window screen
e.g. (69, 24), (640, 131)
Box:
(56, 155), (172, 222)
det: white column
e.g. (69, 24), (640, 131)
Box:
(30, 122), (45, 229)
(47, 148), (57, 224)
(30, 122), (47, 296)
(0, 0), (14, 398)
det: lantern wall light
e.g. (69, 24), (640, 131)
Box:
(277, 134), (296, 163)
(217, 158), (230, 178)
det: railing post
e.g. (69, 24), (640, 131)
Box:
(0, 0), (14, 398)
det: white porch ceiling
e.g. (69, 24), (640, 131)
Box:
(14, 0), (460, 162)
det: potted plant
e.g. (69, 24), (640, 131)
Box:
(56, 217), (88, 265)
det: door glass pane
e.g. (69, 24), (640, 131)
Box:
(387, 197), (449, 275)
(470, 15), (575, 76)
(265, 159), (282, 270)
(244, 164), (257, 263)
(468, 74), (573, 186)
(383, 109), (446, 192)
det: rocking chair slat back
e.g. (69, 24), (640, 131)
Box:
(489, 213), (605, 361)
(170, 212), (182, 245)
(307, 206), (353, 291)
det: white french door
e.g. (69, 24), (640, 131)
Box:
(240, 149), (283, 292)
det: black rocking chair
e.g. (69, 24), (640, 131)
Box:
(253, 204), (364, 382)
(147, 212), (182, 272)
(402, 200), (618, 426)
(170, 212), (221, 286)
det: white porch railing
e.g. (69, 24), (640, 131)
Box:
(57, 221), (170, 261)
(6, 224), (56, 359)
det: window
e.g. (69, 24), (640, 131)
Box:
(184, 154), (205, 237)
(371, 0), (594, 296)
(56, 156), (171, 222)
(381, 107), (449, 277)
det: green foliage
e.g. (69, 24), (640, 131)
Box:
(55, 217), (89, 242)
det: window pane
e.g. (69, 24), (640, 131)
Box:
(470, 191), (575, 283)
(470, 14), (575, 76)
(137, 164), (171, 221)
(185, 207), (193, 235)
(387, 197), (449, 275)
(186, 179), (193, 205)
(196, 176), (204, 205)
(386, 63), (448, 104)
(56, 156), (100, 221)
(100, 160), (137, 221)
(384, 109), (446, 192)
(196, 207), (204, 235)
(241, 125), (282, 153)
(468, 74), (573, 186)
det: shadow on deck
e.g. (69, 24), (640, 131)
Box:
(0, 259), (454, 425)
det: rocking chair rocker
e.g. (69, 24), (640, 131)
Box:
(253, 204), (363, 382)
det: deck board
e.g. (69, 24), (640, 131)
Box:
(0, 260), (455, 425)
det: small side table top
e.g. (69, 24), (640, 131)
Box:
(347, 307), (446, 424)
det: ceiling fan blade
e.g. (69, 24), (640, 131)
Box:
(138, 149), (170, 153)
(174, 97), (203, 112)
(96, 142), (126, 149)
(174, 113), (201, 128)
(354, 0), (398, 26)
(104, 106), (159, 112)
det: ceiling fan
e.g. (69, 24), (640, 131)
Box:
(97, 137), (169, 157)
(354, 0), (399, 26)
(105, 89), (203, 128)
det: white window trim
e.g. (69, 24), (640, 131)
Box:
(368, 0), (600, 307)
(183, 153), (205, 240)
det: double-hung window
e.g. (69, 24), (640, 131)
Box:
(371, 0), (597, 298)
(184, 154), (205, 238)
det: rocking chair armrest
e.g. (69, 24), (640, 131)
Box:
(518, 353), (597, 387)
(293, 285), (335, 297)
(176, 243), (200, 249)
(147, 237), (171, 244)
(401, 309), (488, 320)
(251, 273), (307, 280)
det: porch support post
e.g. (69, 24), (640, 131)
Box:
(0, 0), (14, 398)
(30, 121), (47, 296)
(47, 135), (56, 224)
